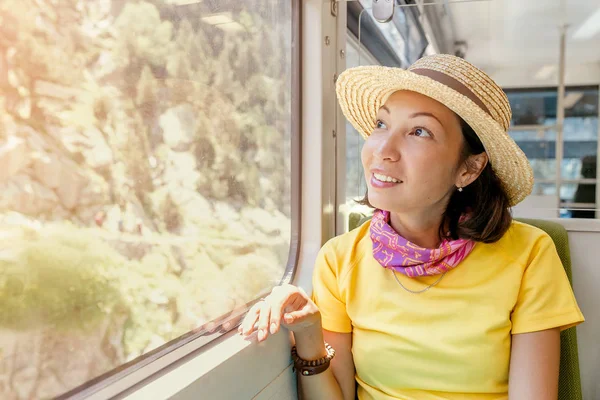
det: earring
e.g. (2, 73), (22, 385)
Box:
(457, 186), (463, 192)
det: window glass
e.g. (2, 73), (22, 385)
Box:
(392, 4), (428, 65)
(0, 0), (294, 398)
(343, 4), (428, 230)
(507, 87), (598, 217)
(343, 36), (378, 226)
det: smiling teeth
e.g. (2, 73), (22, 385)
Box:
(374, 173), (400, 183)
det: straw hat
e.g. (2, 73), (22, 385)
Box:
(336, 53), (533, 206)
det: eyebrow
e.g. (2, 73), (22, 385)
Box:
(378, 107), (444, 127)
(409, 111), (443, 126)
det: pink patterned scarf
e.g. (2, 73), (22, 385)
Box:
(369, 209), (476, 277)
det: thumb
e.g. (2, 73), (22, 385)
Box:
(283, 308), (312, 324)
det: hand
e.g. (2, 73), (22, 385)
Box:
(238, 284), (321, 342)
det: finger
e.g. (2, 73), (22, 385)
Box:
(237, 319), (254, 334)
(288, 293), (306, 310)
(283, 308), (311, 325)
(224, 308), (248, 333)
(223, 308), (248, 333)
(240, 319), (260, 334)
(270, 292), (301, 334)
(220, 300), (245, 334)
(257, 301), (272, 342)
(240, 306), (260, 336)
(268, 296), (288, 335)
(242, 328), (259, 342)
(237, 306), (250, 334)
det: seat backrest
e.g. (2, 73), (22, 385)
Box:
(347, 214), (583, 399)
(516, 218), (582, 400)
(348, 212), (371, 231)
(348, 212), (369, 232)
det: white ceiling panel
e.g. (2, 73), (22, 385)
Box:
(447, 0), (600, 70)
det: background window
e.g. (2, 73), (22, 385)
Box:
(0, 0), (295, 398)
(507, 87), (598, 218)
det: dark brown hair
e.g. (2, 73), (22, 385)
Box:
(358, 118), (512, 243)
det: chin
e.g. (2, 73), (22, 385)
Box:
(367, 193), (401, 212)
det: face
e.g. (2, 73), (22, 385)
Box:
(361, 90), (486, 214)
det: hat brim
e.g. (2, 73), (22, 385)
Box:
(335, 65), (533, 206)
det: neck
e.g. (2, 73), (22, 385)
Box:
(388, 210), (444, 249)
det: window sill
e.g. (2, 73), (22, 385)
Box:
(113, 329), (294, 400)
(544, 217), (600, 232)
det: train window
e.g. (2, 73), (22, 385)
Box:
(343, 34), (378, 224)
(342, 3), (429, 230)
(0, 0), (297, 398)
(507, 88), (598, 218)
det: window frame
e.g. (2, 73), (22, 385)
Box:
(55, 1), (302, 398)
(505, 85), (600, 218)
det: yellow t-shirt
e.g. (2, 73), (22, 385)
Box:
(312, 220), (584, 400)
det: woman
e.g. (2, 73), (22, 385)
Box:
(239, 54), (584, 400)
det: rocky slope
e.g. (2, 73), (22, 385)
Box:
(0, 0), (293, 398)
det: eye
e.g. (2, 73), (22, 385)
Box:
(413, 127), (432, 138)
(375, 120), (387, 129)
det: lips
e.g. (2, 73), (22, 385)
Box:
(370, 172), (402, 189)
(373, 172), (400, 183)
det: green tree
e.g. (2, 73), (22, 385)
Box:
(113, 1), (173, 69)
(136, 65), (158, 106)
(161, 193), (183, 233)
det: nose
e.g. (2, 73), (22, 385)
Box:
(372, 132), (401, 162)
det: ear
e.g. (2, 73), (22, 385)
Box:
(456, 152), (488, 188)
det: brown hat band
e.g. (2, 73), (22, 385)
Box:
(410, 68), (491, 116)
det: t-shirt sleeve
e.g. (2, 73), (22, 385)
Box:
(511, 233), (585, 334)
(311, 242), (353, 333)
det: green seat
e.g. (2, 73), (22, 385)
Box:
(347, 213), (582, 399)
(348, 211), (371, 231)
(516, 218), (582, 400)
